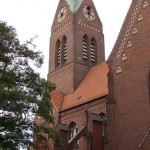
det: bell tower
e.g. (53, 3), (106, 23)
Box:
(48, 0), (105, 95)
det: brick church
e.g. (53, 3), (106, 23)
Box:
(47, 0), (150, 149)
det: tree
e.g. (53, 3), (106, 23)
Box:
(0, 21), (60, 150)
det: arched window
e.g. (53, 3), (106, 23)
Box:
(55, 40), (61, 67)
(62, 36), (67, 64)
(69, 122), (78, 139)
(69, 122), (79, 150)
(100, 112), (106, 121)
(90, 38), (97, 64)
(82, 35), (89, 61)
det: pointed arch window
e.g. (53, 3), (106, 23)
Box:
(62, 36), (67, 63)
(82, 35), (89, 61)
(69, 122), (79, 150)
(56, 39), (61, 67)
(90, 38), (97, 64)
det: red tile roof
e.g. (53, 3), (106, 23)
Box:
(51, 62), (109, 111)
(51, 90), (64, 111)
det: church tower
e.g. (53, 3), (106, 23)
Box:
(48, 0), (105, 95)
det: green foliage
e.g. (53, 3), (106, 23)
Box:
(0, 21), (60, 150)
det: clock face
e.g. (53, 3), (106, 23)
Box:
(57, 7), (67, 23)
(83, 6), (95, 21)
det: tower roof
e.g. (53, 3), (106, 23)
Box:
(66, 0), (83, 12)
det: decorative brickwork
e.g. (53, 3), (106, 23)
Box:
(107, 0), (150, 149)
(48, 0), (105, 95)
(47, 0), (150, 149)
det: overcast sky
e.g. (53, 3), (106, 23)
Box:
(0, 0), (132, 78)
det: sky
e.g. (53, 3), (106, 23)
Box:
(0, 0), (132, 78)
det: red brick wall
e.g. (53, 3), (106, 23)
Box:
(58, 130), (68, 150)
(48, 0), (105, 95)
(107, 0), (150, 149)
(48, 63), (74, 95)
(92, 121), (104, 150)
(59, 98), (106, 149)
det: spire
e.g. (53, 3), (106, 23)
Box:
(66, 0), (83, 12)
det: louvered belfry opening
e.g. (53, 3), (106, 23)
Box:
(82, 35), (89, 64)
(56, 39), (61, 68)
(90, 38), (97, 65)
(62, 36), (67, 64)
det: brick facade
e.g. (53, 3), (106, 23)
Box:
(47, 0), (150, 149)
(48, 0), (104, 95)
(58, 98), (106, 150)
(107, 0), (150, 149)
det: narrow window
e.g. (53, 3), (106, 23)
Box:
(90, 38), (97, 64)
(56, 40), (61, 67)
(69, 122), (79, 150)
(62, 36), (67, 64)
(82, 35), (89, 61)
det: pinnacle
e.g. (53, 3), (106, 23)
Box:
(66, 0), (83, 12)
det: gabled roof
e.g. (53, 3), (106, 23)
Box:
(51, 62), (109, 112)
(51, 90), (63, 112)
